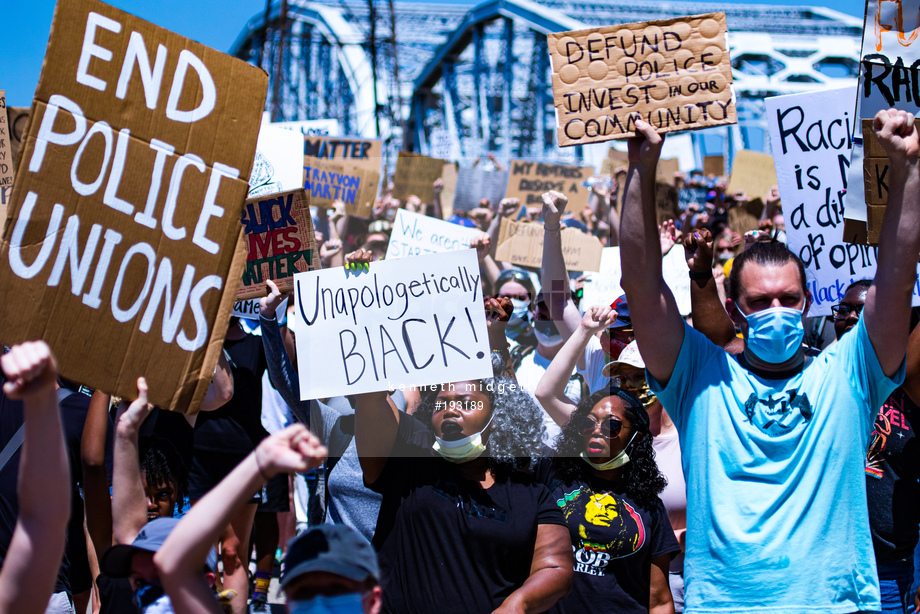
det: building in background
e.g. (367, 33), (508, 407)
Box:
(230, 0), (861, 173)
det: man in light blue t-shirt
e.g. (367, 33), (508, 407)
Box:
(618, 110), (920, 614)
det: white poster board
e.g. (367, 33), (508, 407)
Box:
(386, 209), (483, 260)
(232, 297), (287, 321)
(766, 87), (920, 316)
(581, 247), (690, 315)
(452, 168), (510, 211)
(293, 250), (491, 398)
(250, 123), (306, 197)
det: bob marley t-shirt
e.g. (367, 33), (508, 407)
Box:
(549, 475), (679, 614)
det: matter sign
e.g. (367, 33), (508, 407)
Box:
(549, 12), (736, 146)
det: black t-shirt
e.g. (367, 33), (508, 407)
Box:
(193, 333), (267, 453)
(549, 473), (679, 614)
(370, 415), (567, 614)
(0, 387), (89, 594)
(97, 574), (138, 614)
(866, 387), (920, 563)
(139, 408), (195, 472)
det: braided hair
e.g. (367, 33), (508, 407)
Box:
(138, 436), (188, 512)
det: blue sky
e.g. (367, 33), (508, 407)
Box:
(3, 0), (866, 107)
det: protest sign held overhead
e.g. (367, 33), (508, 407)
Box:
(302, 135), (382, 175)
(506, 160), (593, 209)
(0, 0), (267, 412)
(303, 156), (379, 218)
(233, 296), (287, 321)
(292, 249), (491, 399)
(842, 0), (920, 239)
(249, 122), (306, 197)
(766, 87), (920, 316)
(0, 92), (12, 190)
(238, 188), (319, 300)
(495, 218), (603, 272)
(726, 150), (777, 201)
(548, 12), (736, 146)
(452, 167), (509, 211)
(386, 209), (484, 260)
(703, 155), (724, 177)
(392, 152), (447, 203)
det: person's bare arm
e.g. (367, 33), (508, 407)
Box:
(540, 192), (584, 345)
(156, 425), (326, 614)
(82, 390), (113, 563)
(684, 228), (736, 348)
(112, 378), (155, 545)
(0, 342), (70, 614)
(489, 198), (520, 260)
(492, 523), (573, 614)
(432, 178), (444, 220)
(471, 234), (502, 292)
(648, 554), (676, 614)
(535, 306), (616, 426)
(198, 351), (233, 413)
(863, 109), (920, 377)
(619, 120), (685, 386)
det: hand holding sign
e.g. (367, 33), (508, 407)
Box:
(874, 109), (920, 163)
(115, 377), (154, 430)
(541, 191), (568, 230)
(260, 280), (290, 321)
(628, 120), (665, 167)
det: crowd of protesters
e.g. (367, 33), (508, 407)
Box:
(3, 107), (920, 614)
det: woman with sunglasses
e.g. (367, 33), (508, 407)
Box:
(549, 387), (679, 614)
(352, 268), (573, 614)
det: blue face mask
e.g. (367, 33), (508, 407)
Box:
(289, 593), (365, 614)
(738, 306), (805, 364)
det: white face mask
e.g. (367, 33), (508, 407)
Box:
(432, 415), (493, 463)
(580, 431), (639, 471)
(533, 319), (563, 347)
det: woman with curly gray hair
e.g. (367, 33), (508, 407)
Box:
(353, 282), (574, 614)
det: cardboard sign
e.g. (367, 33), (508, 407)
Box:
(727, 201), (763, 236)
(249, 123), (306, 197)
(232, 296), (287, 321)
(766, 87), (920, 316)
(302, 135), (381, 175)
(657, 157), (681, 183)
(452, 167), (509, 211)
(6, 106), (29, 176)
(860, 118), (920, 244)
(548, 12), (736, 146)
(494, 218), (603, 271)
(581, 246), (689, 314)
(843, 0), (920, 233)
(703, 155), (724, 177)
(238, 189), (319, 300)
(292, 249), (491, 398)
(386, 209), (484, 260)
(303, 157), (379, 219)
(392, 152), (446, 203)
(0, 0), (267, 412)
(506, 160), (593, 210)
(0, 92), (12, 190)
(726, 150), (777, 200)
(600, 148), (630, 175)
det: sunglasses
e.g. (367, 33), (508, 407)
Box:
(831, 303), (863, 320)
(579, 416), (624, 438)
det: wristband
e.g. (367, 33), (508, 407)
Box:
(543, 225), (561, 233)
(688, 269), (713, 281)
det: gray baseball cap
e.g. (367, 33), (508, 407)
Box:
(101, 517), (217, 578)
(281, 525), (379, 588)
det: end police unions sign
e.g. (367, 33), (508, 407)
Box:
(0, 0), (267, 411)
